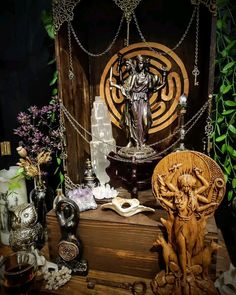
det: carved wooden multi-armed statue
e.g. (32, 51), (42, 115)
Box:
(151, 151), (225, 295)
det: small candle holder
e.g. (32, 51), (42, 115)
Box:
(0, 141), (11, 156)
(82, 158), (100, 189)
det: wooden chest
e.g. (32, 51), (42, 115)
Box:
(46, 200), (219, 279)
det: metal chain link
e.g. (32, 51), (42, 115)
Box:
(112, 0), (143, 46)
(69, 13), (125, 57)
(60, 99), (209, 163)
(132, 7), (197, 55)
(67, 22), (75, 80)
(192, 3), (200, 86)
(59, 99), (68, 173)
(194, 4), (200, 67)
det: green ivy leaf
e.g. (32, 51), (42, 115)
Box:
(221, 143), (227, 153)
(229, 124), (236, 134)
(227, 145), (234, 155)
(48, 58), (56, 66)
(216, 19), (223, 30)
(217, 116), (224, 123)
(220, 84), (232, 94)
(52, 88), (58, 95)
(232, 178), (236, 189)
(41, 10), (55, 39)
(57, 157), (61, 165)
(228, 190), (233, 201)
(225, 40), (236, 54)
(49, 71), (58, 86)
(222, 61), (235, 73)
(45, 25), (55, 39)
(224, 174), (228, 183)
(224, 100), (236, 107)
(215, 134), (227, 142)
(222, 109), (235, 115)
(59, 171), (65, 184)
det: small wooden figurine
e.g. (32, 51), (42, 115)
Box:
(151, 150), (225, 295)
(55, 199), (88, 275)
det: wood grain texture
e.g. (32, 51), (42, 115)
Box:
(46, 200), (220, 279)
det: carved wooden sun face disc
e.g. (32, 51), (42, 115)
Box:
(100, 42), (189, 135)
(152, 151), (226, 217)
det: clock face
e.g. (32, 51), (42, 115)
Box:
(58, 240), (79, 261)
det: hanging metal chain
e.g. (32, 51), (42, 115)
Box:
(69, 14), (124, 57)
(59, 99), (68, 174)
(132, 6), (197, 55)
(112, 0), (143, 46)
(192, 3), (200, 86)
(60, 99), (209, 163)
(52, 0), (80, 33)
(204, 94), (214, 155)
(67, 22), (75, 80)
(191, 0), (217, 15)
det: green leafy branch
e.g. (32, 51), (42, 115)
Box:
(212, 0), (236, 201)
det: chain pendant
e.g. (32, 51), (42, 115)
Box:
(69, 69), (74, 80)
(192, 65), (200, 86)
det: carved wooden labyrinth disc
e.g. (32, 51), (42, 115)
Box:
(152, 151), (225, 217)
(100, 42), (189, 134)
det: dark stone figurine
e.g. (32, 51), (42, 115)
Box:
(55, 199), (88, 275)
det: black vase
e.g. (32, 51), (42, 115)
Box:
(30, 185), (48, 248)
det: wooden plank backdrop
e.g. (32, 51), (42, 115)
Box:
(55, 0), (216, 183)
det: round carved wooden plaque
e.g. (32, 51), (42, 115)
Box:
(152, 151), (225, 217)
(100, 42), (189, 134)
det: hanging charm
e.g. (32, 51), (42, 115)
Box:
(192, 3), (200, 86)
(125, 12), (132, 46)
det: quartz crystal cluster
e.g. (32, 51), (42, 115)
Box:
(90, 96), (116, 184)
(92, 184), (118, 200)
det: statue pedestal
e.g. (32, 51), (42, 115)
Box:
(106, 152), (161, 198)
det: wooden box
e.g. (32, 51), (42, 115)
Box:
(46, 200), (219, 279)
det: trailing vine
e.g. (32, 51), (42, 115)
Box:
(212, 0), (236, 201)
(41, 10), (64, 188)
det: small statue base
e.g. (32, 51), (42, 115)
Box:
(107, 152), (161, 197)
(118, 145), (156, 159)
(55, 256), (88, 276)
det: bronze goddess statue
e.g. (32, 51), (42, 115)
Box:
(110, 54), (167, 159)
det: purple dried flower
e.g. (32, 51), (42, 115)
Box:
(28, 106), (39, 117)
(14, 100), (62, 160)
(17, 112), (31, 124)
